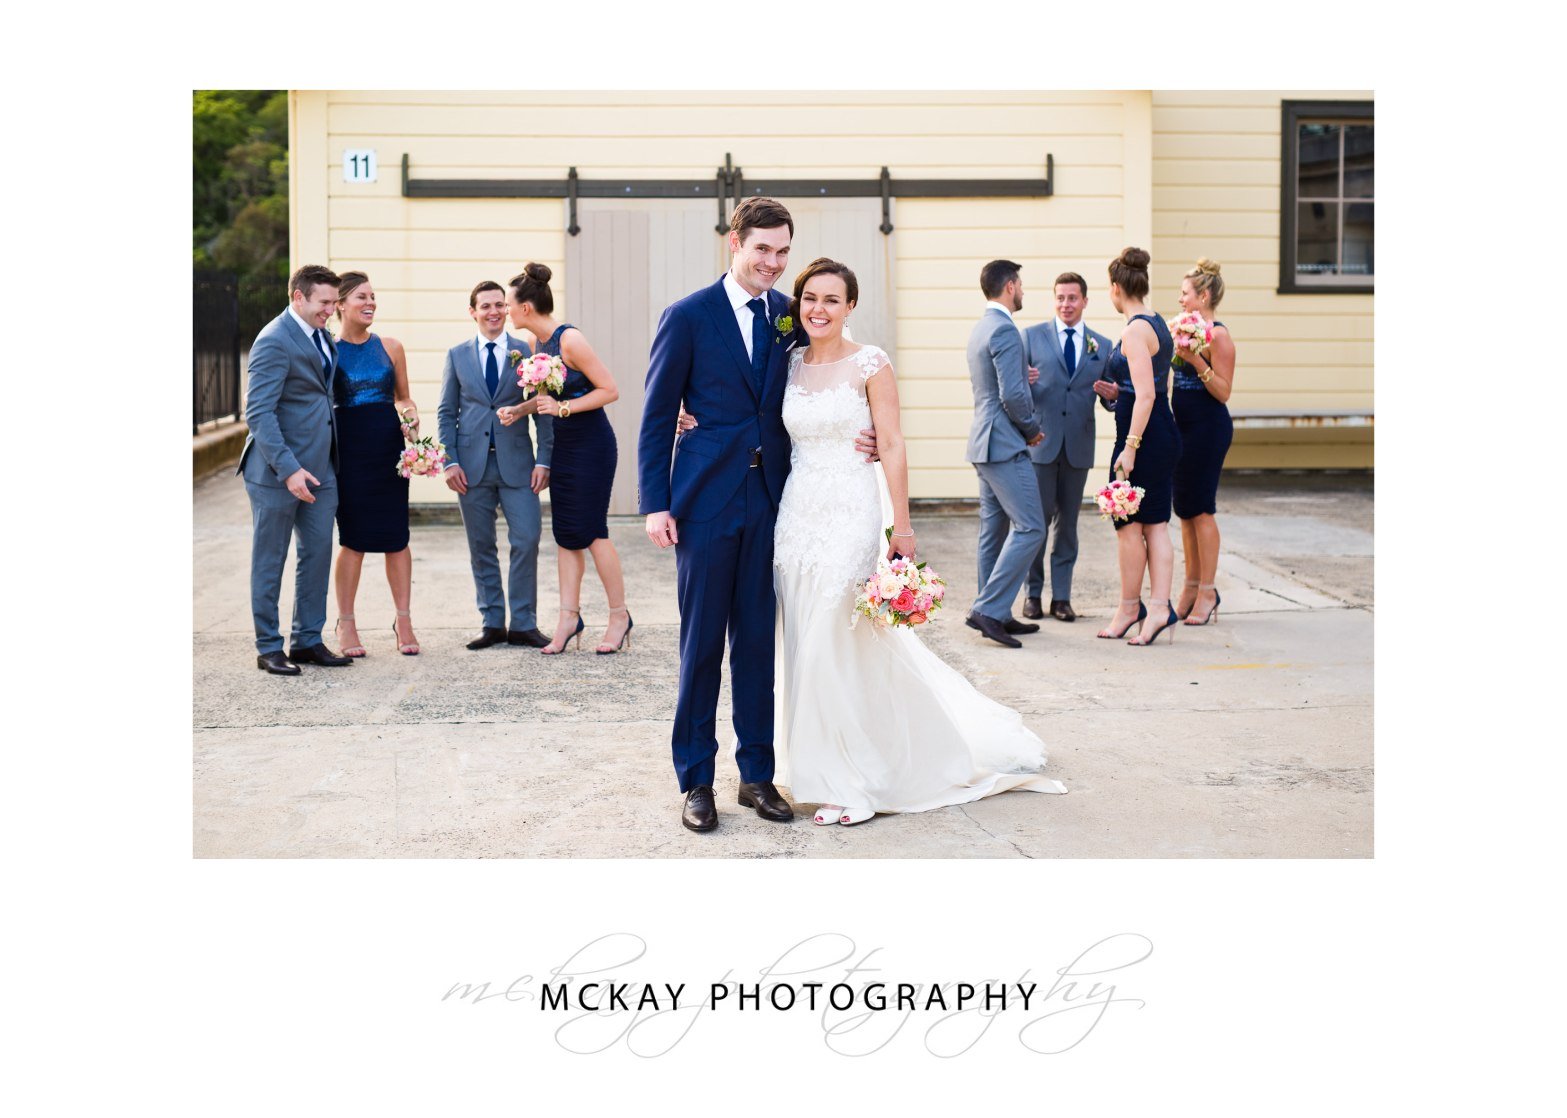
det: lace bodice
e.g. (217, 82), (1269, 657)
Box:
(773, 345), (891, 596)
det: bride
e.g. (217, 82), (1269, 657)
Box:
(769, 257), (1067, 825)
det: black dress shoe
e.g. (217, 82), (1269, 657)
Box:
(1022, 597), (1044, 620)
(965, 612), (1022, 648)
(682, 785), (718, 832)
(508, 628), (550, 648)
(1049, 600), (1078, 622)
(257, 651), (301, 676)
(737, 781), (794, 822)
(288, 643), (352, 666)
(466, 627), (508, 650)
(1002, 618), (1040, 635)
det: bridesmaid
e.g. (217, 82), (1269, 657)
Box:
(1097, 247), (1183, 646)
(1171, 258), (1236, 625)
(330, 271), (421, 656)
(497, 264), (632, 655)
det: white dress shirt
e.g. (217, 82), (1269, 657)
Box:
(474, 330), (509, 372)
(288, 306), (332, 363)
(984, 300), (1016, 320)
(724, 270), (770, 361)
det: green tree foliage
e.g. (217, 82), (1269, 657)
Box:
(194, 91), (289, 331)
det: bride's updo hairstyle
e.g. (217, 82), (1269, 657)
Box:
(1108, 247), (1151, 300)
(1183, 257), (1225, 310)
(507, 262), (554, 314)
(789, 257), (859, 322)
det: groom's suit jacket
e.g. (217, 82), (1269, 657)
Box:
(637, 276), (798, 522)
(1022, 318), (1113, 470)
(437, 332), (554, 487)
(964, 307), (1040, 464)
(237, 309), (339, 487)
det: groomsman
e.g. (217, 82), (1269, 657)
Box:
(1021, 272), (1114, 622)
(237, 264), (351, 675)
(965, 260), (1045, 649)
(438, 280), (554, 650)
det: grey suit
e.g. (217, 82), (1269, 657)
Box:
(437, 333), (555, 631)
(1021, 318), (1113, 602)
(237, 309), (341, 654)
(965, 307), (1045, 621)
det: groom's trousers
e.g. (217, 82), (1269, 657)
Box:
(246, 479), (338, 654)
(671, 467), (777, 792)
(972, 452), (1045, 621)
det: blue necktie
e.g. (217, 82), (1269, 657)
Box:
(484, 341), (499, 397)
(1062, 327), (1076, 376)
(313, 329), (332, 377)
(746, 297), (768, 394)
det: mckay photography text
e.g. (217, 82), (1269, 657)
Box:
(442, 932), (1151, 1057)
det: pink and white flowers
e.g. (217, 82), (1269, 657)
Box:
(854, 543), (946, 629)
(1095, 478), (1144, 522)
(514, 352), (566, 397)
(396, 435), (449, 479)
(1167, 311), (1213, 361)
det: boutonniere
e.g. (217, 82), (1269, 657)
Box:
(1086, 337), (1099, 356)
(507, 349), (524, 367)
(774, 315), (793, 342)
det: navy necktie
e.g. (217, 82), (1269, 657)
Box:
(484, 341), (499, 397)
(1062, 327), (1076, 376)
(313, 329), (332, 377)
(747, 297), (769, 393)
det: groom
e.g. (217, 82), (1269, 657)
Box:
(639, 197), (875, 833)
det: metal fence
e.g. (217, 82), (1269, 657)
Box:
(194, 270), (241, 432)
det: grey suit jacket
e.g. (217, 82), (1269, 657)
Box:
(237, 309), (339, 488)
(1022, 318), (1113, 469)
(965, 308), (1039, 463)
(437, 332), (555, 488)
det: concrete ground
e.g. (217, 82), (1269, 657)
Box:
(193, 472), (1372, 858)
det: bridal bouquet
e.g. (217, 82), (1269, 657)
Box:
(513, 351), (566, 397)
(1095, 477), (1145, 521)
(395, 435), (449, 479)
(1167, 311), (1213, 362)
(853, 537), (946, 629)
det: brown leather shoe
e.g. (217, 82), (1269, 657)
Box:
(737, 781), (794, 822)
(682, 785), (718, 832)
(1049, 600), (1078, 622)
(1022, 597), (1044, 620)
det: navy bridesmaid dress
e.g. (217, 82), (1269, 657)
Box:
(332, 335), (410, 553)
(539, 324), (616, 549)
(1171, 320), (1234, 519)
(1106, 313), (1182, 530)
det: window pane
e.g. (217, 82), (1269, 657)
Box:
(1343, 202), (1373, 276)
(1297, 201), (1339, 277)
(1298, 123), (1340, 199)
(1344, 124), (1374, 198)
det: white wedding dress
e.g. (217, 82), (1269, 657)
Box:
(771, 344), (1067, 812)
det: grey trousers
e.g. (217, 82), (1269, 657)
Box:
(972, 452), (1045, 621)
(1026, 450), (1092, 601)
(457, 451), (541, 631)
(246, 480), (338, 654)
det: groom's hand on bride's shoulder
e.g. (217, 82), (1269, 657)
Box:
(855, 427), (879, 463)
(646, 511), (679, 549)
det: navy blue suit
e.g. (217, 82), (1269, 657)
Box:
(638, 276), (797, 792)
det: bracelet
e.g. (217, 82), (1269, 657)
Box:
(558, 401), (571, 419)
(1126, 434), (1143, 450)
(891, 530), (915, 538)
(1197, 369), (1213, 384)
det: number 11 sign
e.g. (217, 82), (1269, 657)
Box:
(342, 149), (377, 184)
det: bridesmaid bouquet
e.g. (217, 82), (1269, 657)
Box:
(1167, 311), (1213, 362)
(512, 352), (566, 397)
(395, 436), (449, 479)
(853, 535), (946, 629)
(1095, 477), (1145, 521)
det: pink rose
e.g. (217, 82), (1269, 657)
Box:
(908, 612), (927, 625)
(914, 593), (933, 612)
(892, 589), (916, 613)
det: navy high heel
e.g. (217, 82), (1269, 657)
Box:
(541, 608), (584, 655)
(1097, 599), (1147, 639)
(1129, 600), (1178, 646)
(1184, 585), (1221, 626)
(596, 607), (634, 654)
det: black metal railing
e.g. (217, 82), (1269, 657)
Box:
(194, 270), (241, 432)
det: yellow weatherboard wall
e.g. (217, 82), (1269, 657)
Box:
(288, 89), (1371, 502)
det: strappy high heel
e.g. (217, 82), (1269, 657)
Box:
(541, 607), (584, 655)
(1184, 585), (1221, 626)
(1129, 599), (1179, 645)
(596, 606), (634, 654)
(814, 804), (843, 826)
(335, 615), (366, 657)
(1097, 599), (1147, 639)
(1177, 578), (1201, 621)
(839, 806), (875, 826)
(391, 609), (419, 655)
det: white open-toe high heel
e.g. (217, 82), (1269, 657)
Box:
(814, 804), (843, 826)
(839, 806), (874, 826)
